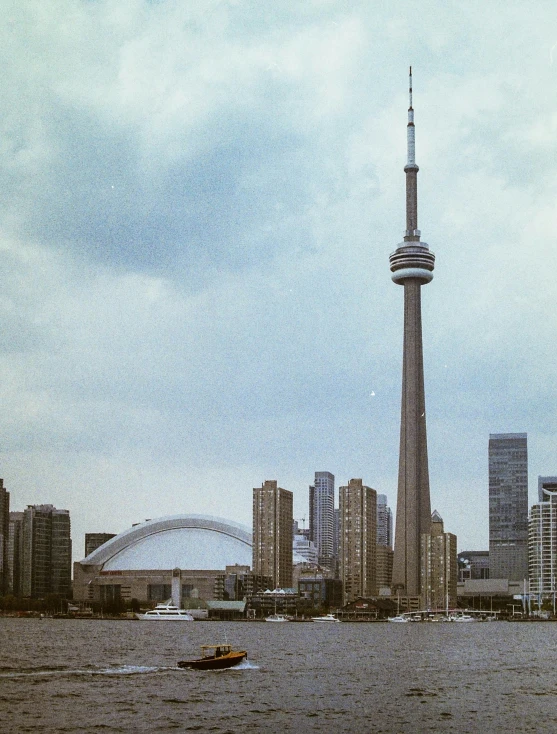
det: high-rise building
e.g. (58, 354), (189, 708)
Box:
(0, 479), (9, 594)
(528, 477), (557, 599)
(420, 511), (457, 610)
(376, 545), (394, 590)
(7, 511), (23, 595)
(308, 471), (334, 567)
(339, 478), (377, 604)
(376, 494), (393, 589)
(528, 477), (557, 603)
(377, 494), (393, 548)
(21, 504), (72, 599)
(85, 533), (116, 557)
(333, 508), (340, 558)
(252, 480), (293, 589)
(489, 433), (528, 580)
(390, 69), (435, 597)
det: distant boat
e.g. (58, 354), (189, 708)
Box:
(311, 613), (340, 623)
(265, 614), (290, 622)
(136, 603), (194, 621)
(388, 610), (481, 623)
(448, 613), (477, 622)
(178, 645), (247, 670)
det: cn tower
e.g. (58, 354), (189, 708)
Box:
(390, 68), (435, 597)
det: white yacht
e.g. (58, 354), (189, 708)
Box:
(311, 613), (340, 623)
(136, 603), (194, 621)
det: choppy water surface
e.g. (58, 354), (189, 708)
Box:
(2, 619), (557, 733)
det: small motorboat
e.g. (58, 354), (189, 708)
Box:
(178, 645), (247, 670)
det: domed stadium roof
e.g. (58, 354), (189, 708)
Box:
(81, 514), (252, 571)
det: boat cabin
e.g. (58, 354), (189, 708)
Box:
(201, 644), (233, 659)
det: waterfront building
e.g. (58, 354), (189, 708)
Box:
(252, 480), (293, 589)
(84, 533), (116, 557)
(456, 578), (525, 613)
(0, 480), (9, 594)
(390, 69), (435, 597)
(247, 588), (299, 618)
(298, 576), (343, 610)
(21, 504), (72, 599)
(74, 514), (252, 605)
(529, 480), (557, 600)
(219, 565), (272, 602)
(309, 471), (335, 568)
(7, 511), (23, 595)
(377, 494), (393, 548)
(489, 433), (528, 580)
(420, 511), (457, 610)
(339, 478), (377, 604)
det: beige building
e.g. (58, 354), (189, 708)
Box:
(420, 510), (457, 610)
(339, 478), (377, 604)
(252, 480), (293, 589)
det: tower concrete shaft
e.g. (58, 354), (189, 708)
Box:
(389, 68), (435, 597)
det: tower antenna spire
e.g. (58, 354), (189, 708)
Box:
(408, 66), (414, 165)
(404, 65), (418, 239)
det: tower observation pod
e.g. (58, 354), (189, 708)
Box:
(389, 68), (435, 598)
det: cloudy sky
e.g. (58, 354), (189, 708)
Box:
(2, 0), (556, 558)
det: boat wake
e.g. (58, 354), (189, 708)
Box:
(233, 659), (259, 670)
(0, 664), (169, 679)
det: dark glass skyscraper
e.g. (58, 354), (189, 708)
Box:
(488, 433), (528, 580)
(376, 494), (393, 548)
(390, 69), (435, 596)
(21, 504), (72, 599)
(0, 480), (9, 595)
(308, 471), (334, 567)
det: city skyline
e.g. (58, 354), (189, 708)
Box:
(0, 2), (555, 555)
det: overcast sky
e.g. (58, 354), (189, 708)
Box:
(2, 0), (557, 559)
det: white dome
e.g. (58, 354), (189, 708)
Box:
(82, 514), (252, 571)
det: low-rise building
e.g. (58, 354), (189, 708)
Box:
(298, 576), (343, 610)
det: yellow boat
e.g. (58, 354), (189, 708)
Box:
(177, 644), (247, 670)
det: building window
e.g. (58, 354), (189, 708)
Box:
(148, 584), (171, 601)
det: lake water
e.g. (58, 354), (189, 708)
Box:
(2, 618), (557, 733)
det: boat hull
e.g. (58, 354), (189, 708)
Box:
(136, 615), (194, 620)
(177, 651), (247, 670)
